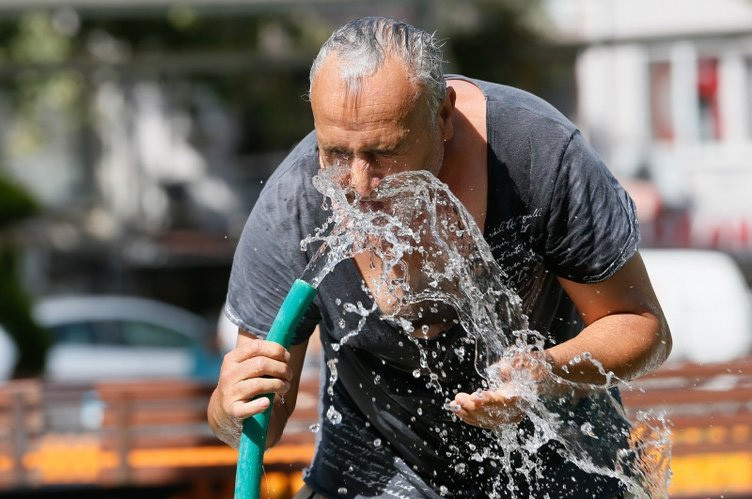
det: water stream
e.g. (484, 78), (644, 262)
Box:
(299, 165), (670, 498)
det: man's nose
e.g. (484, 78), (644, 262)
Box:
(350, 157), (380, 197)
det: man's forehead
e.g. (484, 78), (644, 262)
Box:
(311, 54), (421, 123)
(317, 125), (410, 152)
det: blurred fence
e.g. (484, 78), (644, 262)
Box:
(0, 358), (750, 498)
(0, 377), (319, 498)
(623, 357), (752, 498)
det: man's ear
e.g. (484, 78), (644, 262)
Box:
(438, 86), (456, 142)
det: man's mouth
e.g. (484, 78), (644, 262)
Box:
(357, 199), (387, 212)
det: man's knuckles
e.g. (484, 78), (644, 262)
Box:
(248, 377), (289, 397)
(228, 397), (270, 419)
(224, 378), (286, 409)
(239, 356), (271, 377)
(228, 340), (287, 363)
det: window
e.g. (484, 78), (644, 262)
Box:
(748, 58), (752, 140)
(120, 321), (193, 348)
(53, 320), (193, 348)
(697, 57), (721, 141)
(650, 61), (673, 142)
(52, 322), (96, 345)
(90, 320), (124, 345)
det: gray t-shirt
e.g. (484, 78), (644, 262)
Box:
(225, 76), (638, 498)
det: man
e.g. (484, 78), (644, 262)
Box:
(208, 17), (671, 498)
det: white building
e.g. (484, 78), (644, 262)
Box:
(546, 0), (752, 251)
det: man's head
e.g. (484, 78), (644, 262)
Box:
(309, 17), (455, 197)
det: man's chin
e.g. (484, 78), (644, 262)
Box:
(356, 199), (388, 212)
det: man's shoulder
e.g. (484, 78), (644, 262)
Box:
(253, 132), (320, 207)
(452, 75), (576, 142)
(457, 76), (579, 178)
(251, 131), (321, 228)
(486, 81), (574, 136)
(264, 131), (319, 190)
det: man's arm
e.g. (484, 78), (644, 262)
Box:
(547, 251), (671, 384)
(452, 252), (671, 428)
(207, 329), (308, 449)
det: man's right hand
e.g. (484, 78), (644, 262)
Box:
(208, 330), (301, 448)
(216, 336), (294, 419)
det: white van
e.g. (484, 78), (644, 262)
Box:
(640, 249), (752, 364)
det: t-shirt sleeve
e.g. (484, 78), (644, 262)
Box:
(224, 152), (321, 345)
(538, 130), (640, 283)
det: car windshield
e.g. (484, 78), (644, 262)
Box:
(51, 320), (194, 348)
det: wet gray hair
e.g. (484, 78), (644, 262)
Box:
(309, 17), (446, 118)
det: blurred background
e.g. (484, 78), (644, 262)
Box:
(0, 0), (750, 498)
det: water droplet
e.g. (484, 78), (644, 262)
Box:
(373, 438), (381, 447)
(309, 423), (320, 433)
(439, 485), (448, 495)
(412, 369), (421, 378)
(454, 463), (466, 474)
(580, 422), (598, 439)
(326, 406), (342, 425)
(337, 487), (348, 495)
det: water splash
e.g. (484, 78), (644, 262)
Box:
(300, 164), (670, 497)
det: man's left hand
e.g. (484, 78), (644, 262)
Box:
(450, 384), (526, 428)
(449, 351), (553, 429)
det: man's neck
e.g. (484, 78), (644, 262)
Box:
(439, 78), (489, 234)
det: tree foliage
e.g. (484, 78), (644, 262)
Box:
(0, 176), (51, 378)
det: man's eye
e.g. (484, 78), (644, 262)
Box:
(325, 151), (351, 165)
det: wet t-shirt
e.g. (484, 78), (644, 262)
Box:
(225, 76), (639, 498)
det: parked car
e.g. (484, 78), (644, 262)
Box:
(0, 295), (220, 382)
(641, 249), (752, 364)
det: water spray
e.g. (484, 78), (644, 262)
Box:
(232, 168), (671, 497)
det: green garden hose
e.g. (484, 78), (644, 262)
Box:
(234, 279), (318, 499)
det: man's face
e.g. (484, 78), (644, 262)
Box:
(310, 54), (445, 199)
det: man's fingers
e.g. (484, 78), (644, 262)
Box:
(224, 339), (290, 364)
(236, 356), (293, 382)
(228, 397), (271, 419)
(218, 356), (292, 391)
(453, 392), (475, 410)
(450, 389), (524, 428)
(231, 377), (290, 401)
(487, 360), (514, 382)
(224, 377), (290, 418)
(454, 390), (510, 410)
